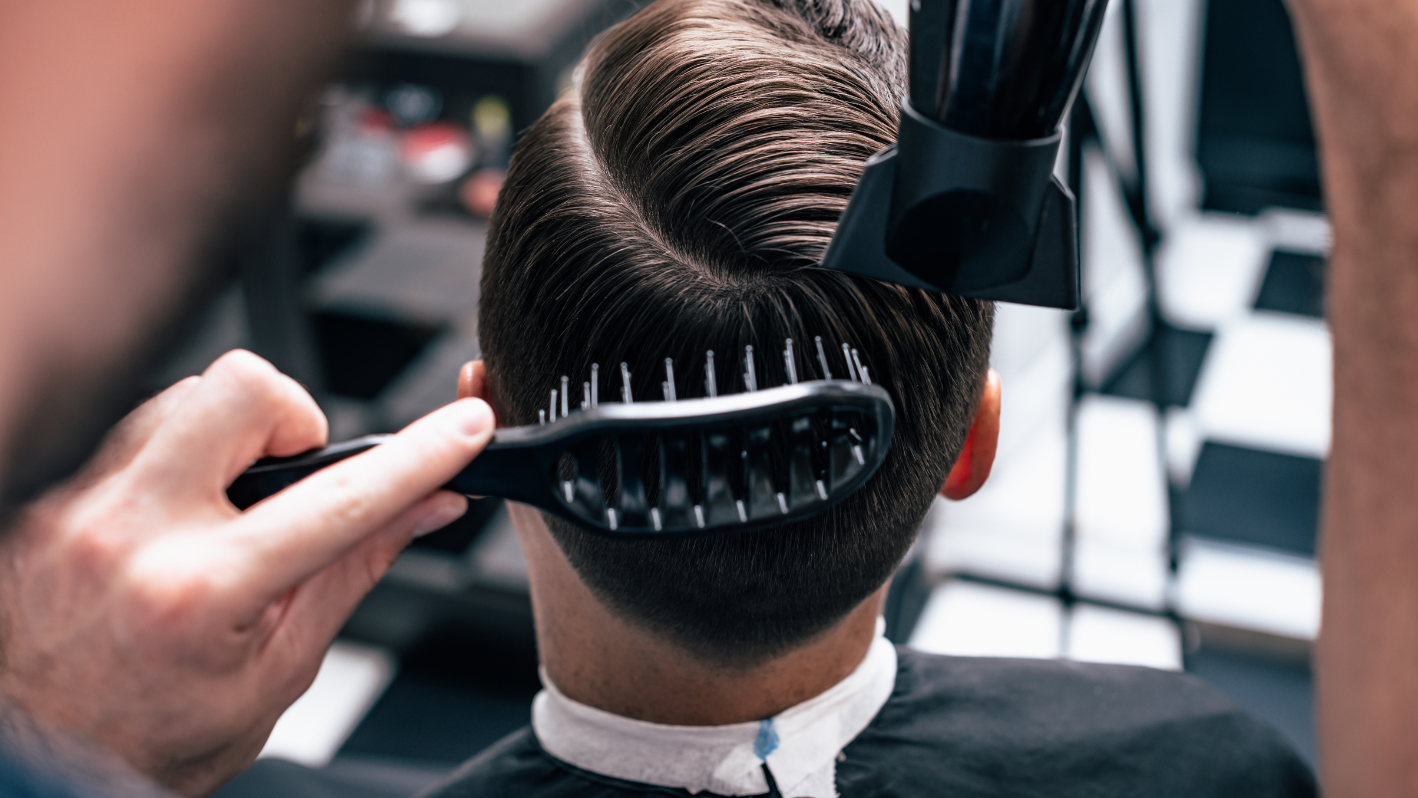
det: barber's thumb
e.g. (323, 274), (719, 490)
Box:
(377, 399), (491, 538)
(436, 398), (496, 445)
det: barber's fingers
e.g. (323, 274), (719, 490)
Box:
(133, 351), (327, 500)
(226, 398), (493, 603)
(278, 490), (468, 651)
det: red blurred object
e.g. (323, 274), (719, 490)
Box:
(460, 168), (504, 218)
(357, 107), (397, 133)
(400, 121), (474, 184)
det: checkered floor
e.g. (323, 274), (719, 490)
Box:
(901, 0), (1325, 763)
(917, 205), (1326, 760)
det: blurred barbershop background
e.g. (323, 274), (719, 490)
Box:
(149, 0), (1327, 790)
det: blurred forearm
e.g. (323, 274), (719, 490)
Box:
(1285, 1), (1418, 796)
(0, 0), (355, 506)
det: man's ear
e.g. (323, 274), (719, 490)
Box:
(458, 360), (489, 402)
(940, 369), (1001, 501)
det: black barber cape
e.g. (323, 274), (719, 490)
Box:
(422, 648), (1316, 798)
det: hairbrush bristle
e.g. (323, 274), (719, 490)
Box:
(547, 339), (870, 416)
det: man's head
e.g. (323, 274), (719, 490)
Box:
(477, 0), (995, 668)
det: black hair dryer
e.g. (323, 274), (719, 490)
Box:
(820, 0), (1110, 309)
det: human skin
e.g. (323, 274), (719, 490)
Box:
(0, 0), (351, 505)
(0, 1), (499, 795)
(1283, 1), (1418, 795)
(1, 353), (493, 795)
(458, 360), (1000, 725)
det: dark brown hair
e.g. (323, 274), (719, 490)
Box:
(478, 0), (994, 667)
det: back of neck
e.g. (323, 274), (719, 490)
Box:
(511, 501), (888, 725)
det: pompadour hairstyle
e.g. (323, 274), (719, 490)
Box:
(478, 0), (994, 667)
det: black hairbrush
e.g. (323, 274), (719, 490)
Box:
(227, 338), (894, 537)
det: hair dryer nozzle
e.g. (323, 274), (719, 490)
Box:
(819, 101), (1080, 309)
(818, 0), (1108, 309)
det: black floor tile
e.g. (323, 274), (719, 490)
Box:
(338, 673), (533, 766)
(1182, 442), (1322, 556)
(884, 555), (933, 645)
(214, 756), (447, 798)
(1255, 250), (1325, 319)
(314, 309), (444, 401)
(297, 216), (373, 277)
(340, 631), (540, 766)
(1188, 648), (1315, 768)
(409, 497), (503, 555)
(1102, 324), (1214, 407)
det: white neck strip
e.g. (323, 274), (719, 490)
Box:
(532, 627), (897, 798)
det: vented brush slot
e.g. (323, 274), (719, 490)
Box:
(787, 410), (822, 509)
(744, 423), (778, 521)
(766, 416), (792, 513)
(595, 435), (619, 527)
(703, 429), (738, 527)
(556, 451), (577, 504)
(658, 433), (694, 530)
(640, 432), (665, 530)
(566, 437), (608, 521)
(614, 433), (653, 531)
(829, 411), (868, 492)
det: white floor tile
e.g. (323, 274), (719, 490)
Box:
(990, 303), (1071, 385)
(1067, 604), (1183, 671)
(1136, 0), (1207, 227)
(1164, 406), (1203, 488)
(1190, 313), (1331, 459)
(926, 422), (1067, 590)
(1080, 149), (1150, 388)
(1072, 541), (1170, 611)
(927, 522), (1065, 592)
(1075, 395), (1168, 549)
(909, 581), (1064, 660)
(933, 297), (1073, 592)
(260, 641), (397, 767)
(1156, 214), (1270, 330)
(993, 328), (1072, 468)
(1086, 0), (1138, 186)
(1260, 208), (1331, 255)
(1175, 538), (1321, 640)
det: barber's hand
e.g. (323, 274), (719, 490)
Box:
(0, 350), (494, 796)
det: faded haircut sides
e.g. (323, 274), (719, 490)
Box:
(478, 0), (994, 668)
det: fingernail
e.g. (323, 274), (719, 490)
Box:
(454, 399), (494, 438)
(413, 497), (469, 538)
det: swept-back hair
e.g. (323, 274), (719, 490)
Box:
(479, 0), (994, 667)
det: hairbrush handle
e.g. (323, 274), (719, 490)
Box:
(227, 436), (391, 511)
(225, 381), (894, 537)
(225, 433), (551, 512)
